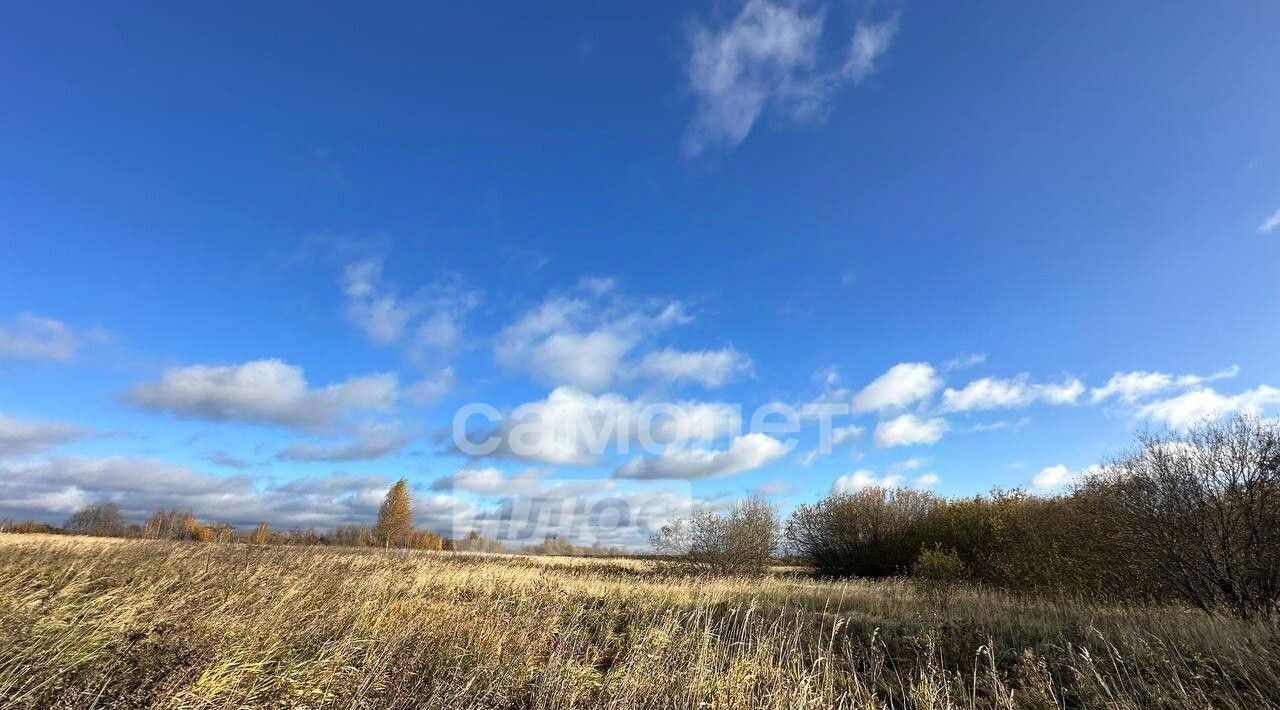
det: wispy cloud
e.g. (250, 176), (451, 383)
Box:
(842, 16), (898, 84)
(341, 257), (479, 351)
(278, 422), (408, 462)
(1259, 208), (1280, 234)
(0, 413), (88, 456)
(0, 313), (106, 363)
(682, 1), (899, 155)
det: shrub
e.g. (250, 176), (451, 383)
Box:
(786, 487), (937, 577)
(64, 503), (128, 537)
(651, 495), (779, 575)
(1079, 414), (1280, 619)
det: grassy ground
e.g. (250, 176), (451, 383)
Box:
(1, 534), (1277, 709)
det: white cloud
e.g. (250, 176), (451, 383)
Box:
(940, 374), (1084, 412)
(635, 347), (753, 388)
(832, 464), (936, 494)
(912, 472), (940, 488)
(874, 413), (948, 447)
(469, 387), (743, 465)
(682, 1), (897, 155)
(1136, 385), (1280, 430)
(1031, 464), (1103, 491)
(614, 433), (786, 479)
(964, 417), (1031, 433)
(831, 424), (863, 445)
(576, 276), (618, 295)
(1259, 208), (1280, 234)
(1090, 365), (1239, 404)
(0, 413), (87, 456)
(278, 422), (408, 462)
(494, 289), (743, 391)
(941, 353), (987, 372)
(853, 362), (942, 413)
(833, 468), (899, 493)
(342, 258), (415, 344)
(0, 313), (101, 362)
(430, 466), (522, 494)
(341, 257), (478, 351)
(1031, 464), (1072, 490)
(842, 17), (898, 84)
(885, 456), (926, 477)
(128, 359), (397, 429)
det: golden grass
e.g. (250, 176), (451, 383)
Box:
(1, 534), (1277, 709)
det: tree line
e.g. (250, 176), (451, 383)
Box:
(1, 477), (620, 556)
(6, 415), (1278, 617)
(654, 415), (1280, 619)
(2, 477), (460, 551)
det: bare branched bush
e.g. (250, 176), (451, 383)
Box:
(1080, 414), (1280, 618)
(64, 502), (128, 537)
(651, 495), (779, 574)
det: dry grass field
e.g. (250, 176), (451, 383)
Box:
(2, 534), (1278, 709)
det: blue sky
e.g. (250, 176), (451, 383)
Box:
(2, 2), (1278, 544)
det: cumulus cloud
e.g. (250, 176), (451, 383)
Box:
(853, 363), (942, 413)
(463, 386), (743, 466)
(495, 294), (680, 390)
(634, 347), (753, 388)
(128, 359), (397, 429)
(832, 467), (938, 494)
(683, 1), (898, 155)
(614, 433), (787, 479)
(1090, 365), (1239, 404)
(1259, 208), (1280, 234)
(495, 288), (747, 391)
(0, 313), (103, 362)
(1136, 385), (1280, 430)
(278, 422), (408, 462)
(0, 413), (87, 456)
(1031, 464), (1103, 491)
(874, 413), (948, 447)
(939, 374), (1084, 412)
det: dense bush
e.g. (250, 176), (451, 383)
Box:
(786, 488), (936, 577)
(787, 415), (1280, 619)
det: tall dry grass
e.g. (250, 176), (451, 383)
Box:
(1, 534), (1277, 709)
